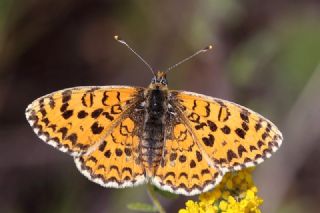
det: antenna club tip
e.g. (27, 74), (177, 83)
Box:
(204, 44), (213, 51)
(114, 35), (119, 40)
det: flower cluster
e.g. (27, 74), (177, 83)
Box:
(179, 168), (263, 213)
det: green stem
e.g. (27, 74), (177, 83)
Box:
(147, 184), (166, 213)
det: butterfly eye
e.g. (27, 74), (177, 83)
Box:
(160, 79), (167, 85)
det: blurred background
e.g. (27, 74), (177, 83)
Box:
(1, 0), (320, 212)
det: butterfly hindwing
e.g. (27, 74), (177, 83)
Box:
(170, 91), (283, 172)
(74, 116), (146, 188)
(25, 86), (144, 157)
(152, 117), (223, 196)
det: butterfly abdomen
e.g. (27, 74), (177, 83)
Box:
(141, 88), (168, 171)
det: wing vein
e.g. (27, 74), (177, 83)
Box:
(170, 100), (220, 172)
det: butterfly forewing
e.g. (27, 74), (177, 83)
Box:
(25, 86), (144, 156)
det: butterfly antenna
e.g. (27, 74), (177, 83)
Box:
(165, 45), (213, 74)
(114, 35), (155, 76)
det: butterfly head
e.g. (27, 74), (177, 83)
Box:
(150, 71), (168, 89)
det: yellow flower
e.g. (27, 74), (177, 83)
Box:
(179, 168), (263, 213)
(219, 200), (228, 211)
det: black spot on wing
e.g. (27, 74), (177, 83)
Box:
(111, 104), (122, 114)
(242, 122), (249, 131)
(240, 110), (249, 123)
(78, 110), (88, 119)
(60, 103), (68, 112)
(91, 108), (103, 118)
(41, 118), (49, 126)
(58, 127), (68, 139)
(202, 134), (215, 147)
(62, 90), (72, 102)
(102, 112), (114, 121)
(192, 100), (197, 110)
(204, 102), (210, 117)
(170, 153), (177, 161)
(179, 155), (187, 163)
(87, 156), (97, 163)
(164, 172), (176, 179)
(99, 141), (107, 151)
(40, 108), (47, 117)
(190, 160), (196, 168)
(250, 145), (257, 151)
(62, 110), (73, 119)
(221, 125), (231, 134)
(227, 150), (238, 162)
(116, 91), (121, 102)
(102, 91), (109, 106)
(91, 122), (104, 134)
(201, 169), (210, 175)
(195, 122), (207, 130)
(66, 133), (77, 144)
(178, 172), (188, 179)
(104, 150), (111, 158)
(124, 148), (132, 157)
(122, 167), (133, 176)
(196, 151), (202, 162)
(255, 120), (263, 131)
(237, 145), (247, 158)
(187, 112), (200, 123)
(207, 120), (217, 131)
(257, 140), (265, 149)
(262, 132), (269, 140)
(48, 96), (55, 109)
(235, 128), (246, 139)
(81, 91), (95, 107)
(115, 148), (123, 157)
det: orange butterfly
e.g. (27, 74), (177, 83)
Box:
(26, 37), (282, 195)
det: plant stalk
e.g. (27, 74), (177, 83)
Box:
(146, 184), (166, 213)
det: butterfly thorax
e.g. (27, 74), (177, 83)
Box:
(141, 71), (168, 174)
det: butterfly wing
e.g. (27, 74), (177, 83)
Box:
(74, 115), (146, 188)
(152, 114), (223, 196)
(153, 90), (282, 196)
(25, 86), (144, 157)
(169, 90), (283, 172)
(151, 122), (222, 196)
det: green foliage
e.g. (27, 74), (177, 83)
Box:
(127, 202), (158, 212)
(153, 186), (179, 199)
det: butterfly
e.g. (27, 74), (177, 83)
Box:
(25, 38), (283, 196)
